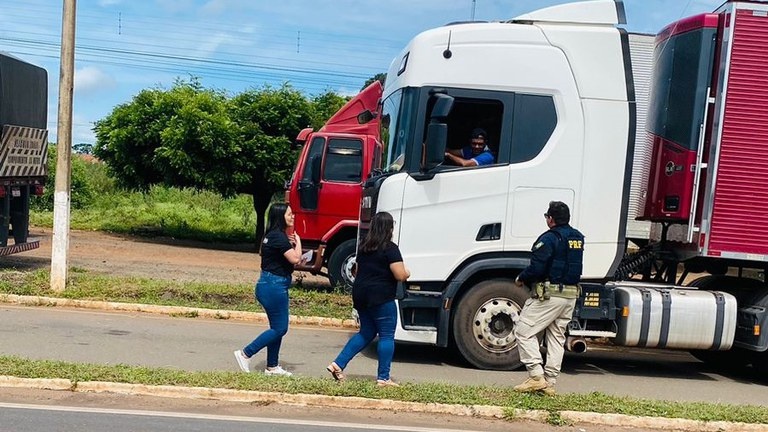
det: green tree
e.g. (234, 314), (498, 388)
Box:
(361, 73), (386, 91)
(310, 90), (349, 129)
(229, 84), (314, 241)
(94, 79), (315, 243)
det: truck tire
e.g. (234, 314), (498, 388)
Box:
(690, 348), (752, 369)
(687, 275), (762, 370)
(752, 350), (768, 377)
(451, 278), (530, 370)
(328, 239), (356, 292)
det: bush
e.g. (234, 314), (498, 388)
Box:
(31, 145), (100, 211)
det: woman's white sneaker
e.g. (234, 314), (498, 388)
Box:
(233, 350), (250, 373)
(264, 365), (293, 376)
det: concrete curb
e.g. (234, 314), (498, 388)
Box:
(0, 376), (72, 391)
(1, 376), (766, 431)
(560, 411), (768, 432)
(0, 294), (358, 329)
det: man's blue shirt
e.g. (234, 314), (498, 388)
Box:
(461, 145), (494, 166)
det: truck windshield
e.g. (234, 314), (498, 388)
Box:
(380, 88), (416, 172)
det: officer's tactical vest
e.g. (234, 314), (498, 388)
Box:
(548, 225), (584, 286)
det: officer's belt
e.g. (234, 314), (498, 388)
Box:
(532, 281), (580, 299)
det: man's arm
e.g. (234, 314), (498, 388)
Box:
(444, 151), (478, 167)
(473, 151), (495, 166)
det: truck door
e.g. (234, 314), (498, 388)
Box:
(397, 90), (511, 281)
(295, 135), (364, 240)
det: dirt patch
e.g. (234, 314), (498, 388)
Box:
(1, 228), (330, 288)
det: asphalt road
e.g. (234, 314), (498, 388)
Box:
(0, 388), (630, 432)
(0, 403), (484, 432)
(1, 305), (766, 406)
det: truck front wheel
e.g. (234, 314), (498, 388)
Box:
(328, 239), (356, 292)
(452, 278), (530, 370)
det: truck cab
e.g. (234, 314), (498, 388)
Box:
(286, 82), (382, 288)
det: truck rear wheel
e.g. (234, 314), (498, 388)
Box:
(328, 239), (356, 292)
(687, 275), (763, 370)
(451, 278), (529, 370)
(752, 351), (768, 377)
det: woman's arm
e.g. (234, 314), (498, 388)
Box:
(389, 261), (410, 282)
(283, 233), (303, 265)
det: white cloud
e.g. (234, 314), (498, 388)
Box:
(75, 66), (116, 96)
(201, 0), (229, 15)
(98, 0), (123, 6)
(195, 33), (234, 59)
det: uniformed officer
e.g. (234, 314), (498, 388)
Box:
(512, 201), (584, 396)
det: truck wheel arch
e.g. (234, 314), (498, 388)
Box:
(437, 256), (530, 348)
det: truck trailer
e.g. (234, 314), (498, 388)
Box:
(357, 0), (768, 376)
(0, 53), (48, 257)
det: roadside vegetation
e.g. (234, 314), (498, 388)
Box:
(0, 269), (352, 319)
(1, 355), (766, 425)
(30, 149), (257, 244)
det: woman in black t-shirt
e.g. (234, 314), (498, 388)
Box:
(326, 211), (410, 386)
(234, 203), (303, 376)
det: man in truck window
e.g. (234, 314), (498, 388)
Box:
(444, 128), (495, 167)
(512, 201), (584, 396)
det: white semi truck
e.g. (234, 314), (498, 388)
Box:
(357, 0), (768, 376)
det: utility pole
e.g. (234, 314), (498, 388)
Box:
(471, 0), (476, 21)
(51, 0), (76, 293)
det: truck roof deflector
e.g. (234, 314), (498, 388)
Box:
(510, 0), (625, 26)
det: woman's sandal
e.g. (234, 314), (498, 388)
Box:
(326, 362), (345, 381)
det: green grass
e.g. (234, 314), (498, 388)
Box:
(31, 184), (257, 244)
(1, 355), (767, 424)
(0, 269), (352, 319)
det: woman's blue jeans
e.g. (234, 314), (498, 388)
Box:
(243, 271), (291, 367)
(334, 300), (397, 381)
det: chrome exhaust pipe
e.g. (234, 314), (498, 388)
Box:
(565, 336), (587, 353)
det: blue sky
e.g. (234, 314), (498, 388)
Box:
(0, 0), (723, 144)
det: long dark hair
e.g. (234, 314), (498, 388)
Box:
(359, 211), (394, 253)
(265, 202), (289, 233)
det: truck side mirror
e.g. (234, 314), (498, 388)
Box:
(424, 123), (448, 171)
(422, 94), (454, 172)
(357, 110), (377, 124)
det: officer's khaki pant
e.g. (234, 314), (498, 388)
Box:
(514, 296), (576, 384)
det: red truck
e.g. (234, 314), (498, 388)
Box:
(285, 81), (382, 289)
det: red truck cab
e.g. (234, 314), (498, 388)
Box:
(285, 81), (382, 289)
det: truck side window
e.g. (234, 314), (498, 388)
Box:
(300, 137), (326, 182)
(323, 138), (363, 183)
(442, 97), (504, 164)
(510, 94), (557, 163)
